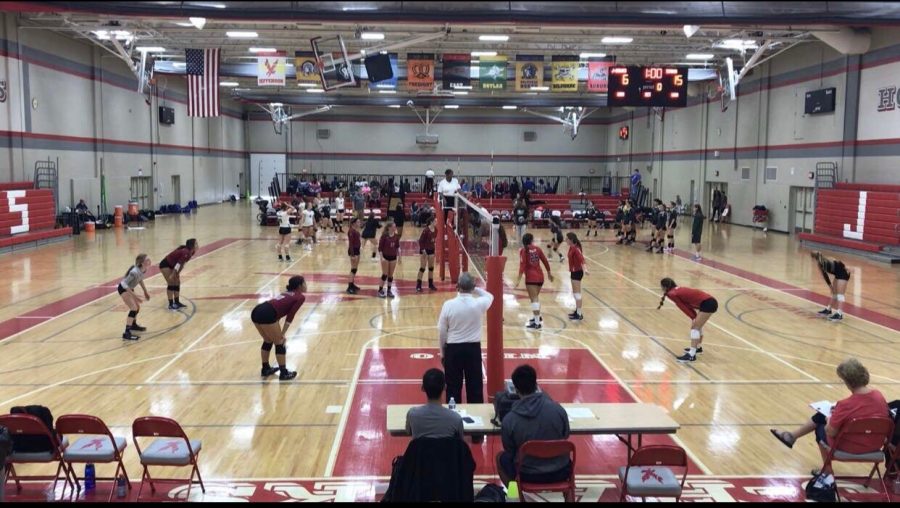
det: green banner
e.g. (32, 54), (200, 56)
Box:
(478, 55), (507, 91)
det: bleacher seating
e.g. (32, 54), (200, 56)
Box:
(799, 182), (899, 258)
(0, 182), (71, 252)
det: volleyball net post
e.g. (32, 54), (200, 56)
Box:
(485, 217), (506, 401)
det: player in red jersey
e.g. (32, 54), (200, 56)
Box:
(566, 232), (585, 321)
(346, 218), (362, 294)
(657, 277), (718, 362)
(377, 221), (401, 298)
(250, 275), (305, 381)
(416, 217), (438, 293)
(159, 238), (198, 311)
(514, 233), (554, 330)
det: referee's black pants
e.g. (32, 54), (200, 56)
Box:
(443, 342), (484, 404)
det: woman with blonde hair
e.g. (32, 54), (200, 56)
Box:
(119, 253), (152, 340)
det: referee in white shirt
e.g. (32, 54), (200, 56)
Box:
(438, 272), (494, 406)
(436, 169), (461, 220)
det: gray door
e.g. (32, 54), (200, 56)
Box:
(171, 175), (181, 206)
(789, 186), (815, 234)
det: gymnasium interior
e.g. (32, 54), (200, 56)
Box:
(0, 1), (899, 502)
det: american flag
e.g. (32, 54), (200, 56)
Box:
(186, 48), (219, 117)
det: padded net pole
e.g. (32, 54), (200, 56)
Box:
(435, 196), (445, 281)
(486, 217), (506, 401)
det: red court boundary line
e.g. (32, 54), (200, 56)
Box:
(674, 249), (900, 332)
(0, 238), (240, 342)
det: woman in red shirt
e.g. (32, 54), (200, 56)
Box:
(377, 221), (401, 298)
(769, 358), (888, 480)
(514, 233), (554, 330)
(566, 233), (585, 321)
(159, 238), (199, 311)
(250, 275), (306, 381)
(346, 218), (362, 294)
(416, 217), (438, 293)
(657, 277), (717, 362)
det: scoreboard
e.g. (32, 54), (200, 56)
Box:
(608, 66), (688, 107)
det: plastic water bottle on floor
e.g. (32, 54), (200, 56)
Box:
(84, 463), (96, 491)
(116, 475), (127, 498)
(448, 397), (456, 411)
(507, 481), (520, 502)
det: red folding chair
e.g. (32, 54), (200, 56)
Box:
(0, 413), (73, 497)
(818, 416), (894, 502)
(131, 416), (205, 501)
(618, 445), (688, 502)
(515, 440), (576, 502)
(55, 414), (129, 502)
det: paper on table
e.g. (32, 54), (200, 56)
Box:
(810, 400), (835, 418)
(565, 407), (595, 419)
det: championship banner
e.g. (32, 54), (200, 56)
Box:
(406, 53), (435, 91)
(587, 56), (616, 93)
(551, 55), (579, 92)
(478, 55), (507, 91)
(442, 53), (471, 90)
(515, 55), (544, 91)
(368, 52), (399, 90)
(295, 51), (320, 85)
(258, 52), (286, 86)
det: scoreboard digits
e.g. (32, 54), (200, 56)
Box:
(608, 66), (688, 107)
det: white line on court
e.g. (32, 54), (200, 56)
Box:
(324, 337), (375, 477)
(144, 252), (310, 383)
(583, 254), (821, 382)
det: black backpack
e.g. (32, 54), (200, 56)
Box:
(9, 405), (55, 453)
(887, 400), (900, 470)
(491, 390), (521, 427)
(474, 483), (507, 502)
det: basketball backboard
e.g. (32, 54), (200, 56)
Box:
(310, 34), (356, 91)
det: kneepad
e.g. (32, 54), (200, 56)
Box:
(167, 284), (178, 292)
(690, 329), (701, 340)
(275, 344), (286, 355)
(836, 294), (845, 302)
(261, 342), (274, 351)
(531, 302), (541, 311)
(351, 268), (358, 274)
(127, 310), (138, 318)
(381, 274), (388, 282)
(418, 268), (425, 274)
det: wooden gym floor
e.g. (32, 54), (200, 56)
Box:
(0, 201), (897, 502)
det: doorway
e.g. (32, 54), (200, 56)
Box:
(250, 153), (287, 200)
(130, 176), (151, 210)
(704, 182), (728, 221)
(171, 175), (181, 206)
(789, 186), (815, 234)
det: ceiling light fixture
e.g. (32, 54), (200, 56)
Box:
(270, 102), (283, 107)
(188, 17), (207, 29)
(683, 25), (700, 38)
(226, 31), (258, 38)
(361, 32), (385, 40)
(298, 83), (317, 87)
(601, 36), (633, 44)
(471, 51), (497, 57)
(479, 35), (509, 42)
(579, 52), (607, 59)
(686, 53), (715, 60)
(189, 2), (225, 8)
(174, 22), (194, 27)
(378, 90), (397, 94)
(444, 104), (460, 109)
(219, 81), (239, 87)
(452, 90), (469, 95)
(502, 105), (517, 110)
(249, 47), (277, 53)
(307, 88), (325, 93)
(716, 39), (759, 50)
(136, 46), (165, 53)
(343, 6), (377, 11)
(530, 86), (549, 91)
(388, 104), (401, 108)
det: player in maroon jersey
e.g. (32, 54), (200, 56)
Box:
(159, 238), (198, 311)
(416, 217), (438, 292)
(658, 277), (718, 362)
(250, 275), (306, 381)
(377, 221), (401, 298)
(514, 233), (554, 330)
(346, 218), (362, 294)
(566, 232), (585, 321)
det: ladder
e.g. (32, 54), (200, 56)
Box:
(33, 157), (59, 212)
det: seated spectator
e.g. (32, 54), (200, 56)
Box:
(770, 358), (889, 478)
(406, 368), (465, 440)
(74, 199), (96, 221)
(496, 364), (571, 486)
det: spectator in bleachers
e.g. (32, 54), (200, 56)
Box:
(75, 199), (96, 222)
(473, 181), (484, 199)
(460, 179), (470, 194)
(631, 169), (642, 197)
(524, 177), (535, 193)
(484, 179), (493, 197)
(496, 364), (572, 487)
(769, 358), (889, 484)
(509, 179), (521, 201)
(406, 368), (465, 440)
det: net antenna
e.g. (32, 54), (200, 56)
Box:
(521, 106), (596, 140)
(310, 27), (450, 91)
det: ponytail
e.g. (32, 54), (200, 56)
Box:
(566, 232), (582, 250)
(658, 277), (677, 310)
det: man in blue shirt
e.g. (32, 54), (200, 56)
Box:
(523, 177), (535, 193)
(630, 169), (642, 197)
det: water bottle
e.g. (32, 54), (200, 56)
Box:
(116, 475), (127, 499)
(507, 481), (520, 503)
(84, 463), (96, 491)
(448, 397), (456, 411)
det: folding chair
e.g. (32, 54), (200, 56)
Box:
(618, 445), (688, 502)
(515, 440), (576, 502)
(131, 416), (204, 501)
(55, 414), (129, 502)
(0, 414), (73, 497)
(818, 416), (895, 502)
